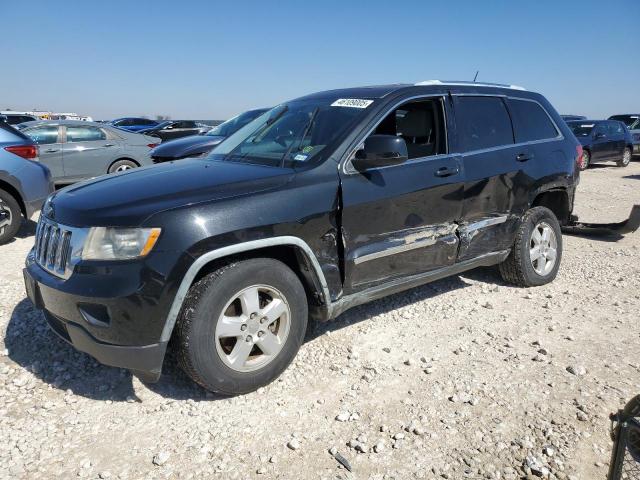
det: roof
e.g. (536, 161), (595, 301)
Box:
(294, 80), (530, 102)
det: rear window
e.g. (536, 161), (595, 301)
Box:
(507, 98), (558, 143)
(455, 96), (514, 151)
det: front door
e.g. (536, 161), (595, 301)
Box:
(591, 123), (611, 160)
(61, 125), (120, 182)
(607, 121), (625, 158)
(339, 96), (464, 293)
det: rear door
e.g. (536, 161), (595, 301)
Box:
(591, 123), (610, 160)
(452, 94), (528, 260)
(61, 125), (120, 182)
(607, 121), (625, 158)
(339, 95), (464, 293)
(23, 125), (65, 181)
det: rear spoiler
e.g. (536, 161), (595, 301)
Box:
(562, 205), (640, 236)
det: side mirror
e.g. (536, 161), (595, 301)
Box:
(165, 125), (174, 130)
(352, 135), (408, 170)
(594, 132), (605, 139)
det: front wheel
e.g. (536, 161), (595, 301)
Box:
(0, 189), (22, 245)
(499, 206), (563, 287)
(175, 258), (308, 395)
(617, 147), (632, 168)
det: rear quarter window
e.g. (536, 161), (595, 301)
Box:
(507, 98), (559, 142)
(455, 96), (514, 151)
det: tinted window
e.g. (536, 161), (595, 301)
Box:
(139, 118), (156, 125)
(568, 122), (594, 137)
(456, 96), (514, 151)
(175, 121), (196, 128)
(66, 126), (107, 142)
(507, 99), (558, 142)
(607, 122), (624, 135)
(25, 126), (59, 145)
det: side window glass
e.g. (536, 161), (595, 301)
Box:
(66, 126), (107, 143)
(25, 126), (59, 145)
(455, 97), (514, 151)
(507, 98), (558, 143)
(372, 98), (447, 160)
(609, 122), (623, 135)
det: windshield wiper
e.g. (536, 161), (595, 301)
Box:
(280, 107), (319, 167)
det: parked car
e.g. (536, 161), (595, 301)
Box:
(24, 80), (582, 394)
(0, 113), (38, 125)
(108, 117), (158, 132)
(150, 108), (268, 163)
(20, 120), (159, 186)
(561, 115), (586, 122)
(0, 123), (53, 244)
(609, 114), (640, 156)
(566, 119), (633, 169)
(137, 120), (206, 141)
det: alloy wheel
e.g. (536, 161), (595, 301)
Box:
(214, 284), (291, 372)
(529, 221), (558, 276)
(115, 164), (133, 172)
(622, 148), (631, 166)
(0, 201), (12, 235)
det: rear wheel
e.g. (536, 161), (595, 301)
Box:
(0, 189), (22, 245)
(499, 206), (563, 287)
(108, 159), (138, 174)
(617, 147), (632, 167)
(175, 258), (308, 395)
(579, 149), (590, 170)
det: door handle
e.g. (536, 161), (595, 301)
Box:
(45, 148), (59, 153)
(103, 143), (115, 147)
(516, 153), (533, 162)
(434, 166), (459, 177)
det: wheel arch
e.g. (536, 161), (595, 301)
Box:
(531, 189), (570, 225)
(160, 237), (331, 343)
(0, 180), (25, 217)
(108, 157), (140, 172)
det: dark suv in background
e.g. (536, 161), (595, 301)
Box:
(567, 119), (633, 169)
(609, 114), (640, 157)
(24, 81), (581, 395)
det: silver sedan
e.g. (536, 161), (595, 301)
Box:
(19, 120), (160, 186)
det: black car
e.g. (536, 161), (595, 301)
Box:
(137, 120), (204, 141)
(24, 81), (582, 395)
(150, 109), (269, 163)
(567, 120), (633, 169)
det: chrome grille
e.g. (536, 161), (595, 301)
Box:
(34, 217), (73, 277)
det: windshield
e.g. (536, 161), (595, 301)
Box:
(569, 123), (594, 136)
(609, 115), (639, 129)
(207, 99), (371, 168)
(206, 110), (266, 137)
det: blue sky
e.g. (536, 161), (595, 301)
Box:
(2, 0), (638, 120)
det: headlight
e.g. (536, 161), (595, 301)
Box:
(82, 227), (161, 260)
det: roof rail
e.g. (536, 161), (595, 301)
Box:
(415, 80), (526, 91)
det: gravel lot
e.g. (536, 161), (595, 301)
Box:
(1, 162), (639, 480)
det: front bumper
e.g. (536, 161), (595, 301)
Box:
(23, 251), (173, 382)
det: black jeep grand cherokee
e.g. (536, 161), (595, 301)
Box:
(24, 81), (581, 395)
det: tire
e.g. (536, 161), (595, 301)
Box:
(579, 149), (590, 170)
(108, 159), (138, 174)
(0, 189), (22, 245)
(617, 147), (632, 168)
(175, 258), (308, 395)
(499, 206), (563, 287)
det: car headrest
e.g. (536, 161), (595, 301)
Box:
(397, 109), (432, 138)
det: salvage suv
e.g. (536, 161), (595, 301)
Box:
(24, 81), (582, 395)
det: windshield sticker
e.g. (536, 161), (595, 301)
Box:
(581, 124), (595, 128)
(293, 154), (308, 161)
(302, 145), (315, 153)
(331, 98), (374, 109)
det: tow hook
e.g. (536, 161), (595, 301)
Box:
(562, 205), (640, 236)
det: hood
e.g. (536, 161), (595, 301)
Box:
(150, 134), (226, 159)
(47, 159), (293, 226)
